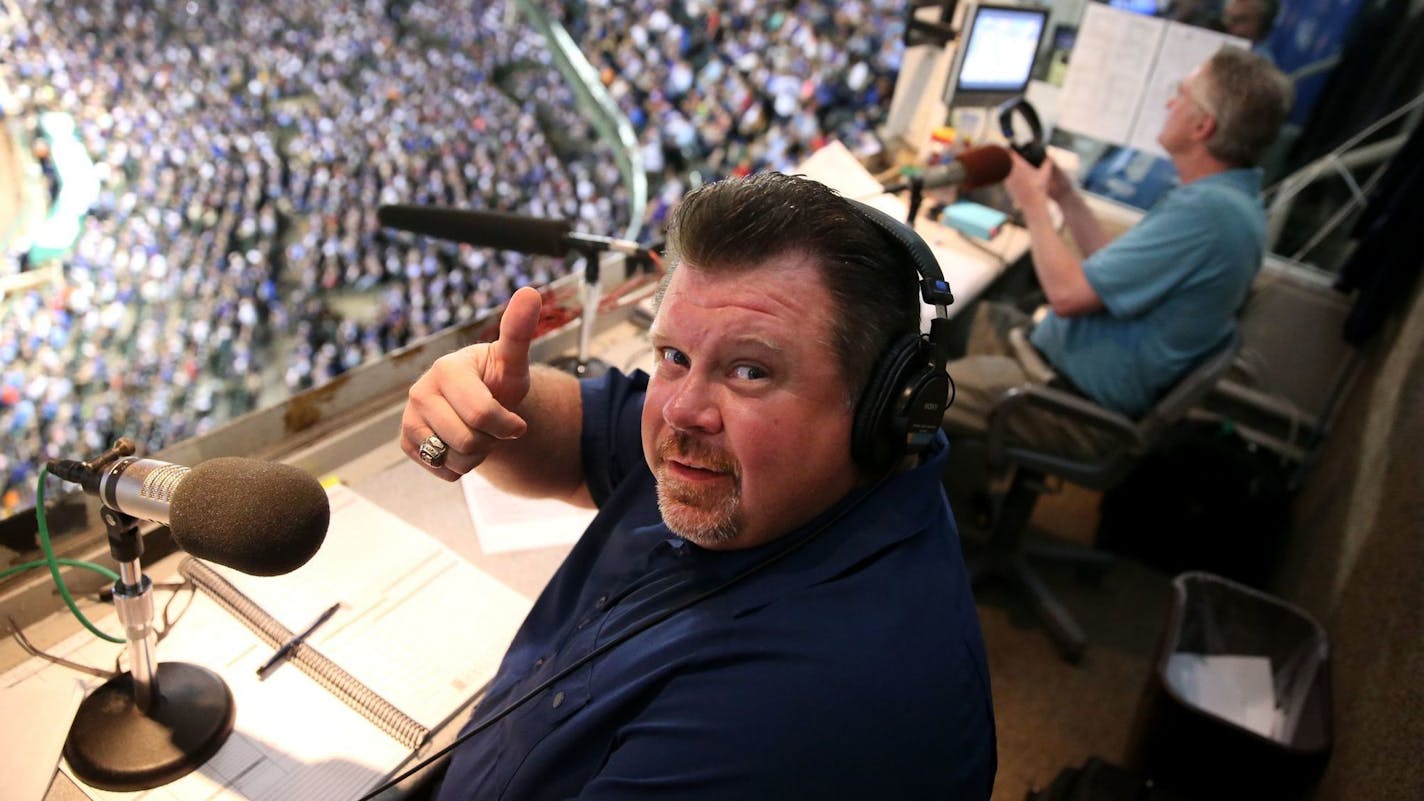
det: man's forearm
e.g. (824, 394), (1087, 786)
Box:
(478, 364), (593, 506)
(1055, 188), (1112, 258)
(1020, 200), (1103, 317)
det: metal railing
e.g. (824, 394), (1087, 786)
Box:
(1264, 90), (1424, 259)
(512, 0), (646, 242)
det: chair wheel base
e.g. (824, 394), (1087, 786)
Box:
(971, 551), (1090, 663)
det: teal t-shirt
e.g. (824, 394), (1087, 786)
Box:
(1030, 169), (1264, 417)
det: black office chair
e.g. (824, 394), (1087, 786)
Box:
(968, 331), (1242, 663)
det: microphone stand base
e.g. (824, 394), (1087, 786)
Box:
(65, 661), (235, 791)
(548, 355), (611, 379)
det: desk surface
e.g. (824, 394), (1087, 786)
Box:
(912, 206), (1032, 317)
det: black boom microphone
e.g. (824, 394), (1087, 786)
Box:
(376, 205), (647, 258)
(378, 204), (656, 379)
(49, 453), (329, 576)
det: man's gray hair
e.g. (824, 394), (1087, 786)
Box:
(1200, 46), (1293, 167)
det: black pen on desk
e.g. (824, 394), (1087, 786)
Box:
(256, 602), (341, 679)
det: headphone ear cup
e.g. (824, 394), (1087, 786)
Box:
(842, 198), (954, 473)
(1016, 141), (1047, 167)
(853, 334), (938, 474)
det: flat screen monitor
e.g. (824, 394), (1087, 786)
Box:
(948, 3), (1050, 109)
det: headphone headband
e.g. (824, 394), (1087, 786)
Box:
(843, 199), (956, 473)
(997, 96), (1047, 167)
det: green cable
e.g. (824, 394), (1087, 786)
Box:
(0, 557), (120, 582)
(35, 465), (124, 643)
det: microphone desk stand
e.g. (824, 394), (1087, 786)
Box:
(63, 507), (234, 791)
(548, 246), (612, 379)
(903, 175), (929, 227)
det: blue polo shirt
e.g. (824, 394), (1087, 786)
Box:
(436, 369), (995, 801)
(1031, 168), (1264, 416)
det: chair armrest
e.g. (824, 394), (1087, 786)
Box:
(1007, 326), (1057, 385)
(1212, 378), (1319, 431)
(985, 383), (1146, 468)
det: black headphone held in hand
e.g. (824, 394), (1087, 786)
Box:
(998, 96), (1047, 167)
(845, 200), (956, 475)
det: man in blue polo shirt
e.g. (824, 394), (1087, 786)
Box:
(401, 172), (995, 800)
(943, 47), (1292, 458)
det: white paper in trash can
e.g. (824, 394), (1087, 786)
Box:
(1165, 652), (1283, 740)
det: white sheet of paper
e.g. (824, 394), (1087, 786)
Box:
(1057, 4), (1165, 146)
(1164, 652), (1281, 739)
(211, 484), (536, 729)
(0, 671), (88, 801)
(461, 469), (596, 555)
(794, 139), (886, 201)
(1058, 5), (1249, 153)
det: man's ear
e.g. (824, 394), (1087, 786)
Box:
(1193, 112), (1218, 143)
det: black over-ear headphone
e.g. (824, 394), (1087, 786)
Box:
(997, 96), (1047, 167)
(845, 200), (956, 474)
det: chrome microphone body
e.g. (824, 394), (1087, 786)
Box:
(99, 457), (191, 525)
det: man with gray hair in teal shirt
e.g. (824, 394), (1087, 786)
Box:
(943, 47), (1292, 459)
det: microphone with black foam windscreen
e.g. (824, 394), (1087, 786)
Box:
(881, 144), (1015, 194)
(377, 205), (657, 379)
(49, 454), (330, 576)
(45, 442), (331, 791)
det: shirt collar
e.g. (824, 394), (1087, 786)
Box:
(1199, 167), (1263, 196)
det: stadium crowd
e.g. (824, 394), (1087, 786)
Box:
(0, 0), (905, 520)
(556, 0), (904, 237)
(0, 0), (627, 517)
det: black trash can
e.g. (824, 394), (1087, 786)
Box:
(1127, 572), (1332, 800)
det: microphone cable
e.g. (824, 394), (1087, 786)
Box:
(13, 465), (207, 677)
(354, 473), (892, 801)
(31, 464), (125, 643)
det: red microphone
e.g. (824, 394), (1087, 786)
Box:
(883, 145), (1014, 193)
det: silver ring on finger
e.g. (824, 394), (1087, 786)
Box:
(418, 433), (449, 468)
